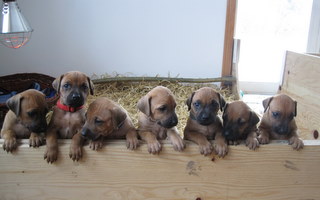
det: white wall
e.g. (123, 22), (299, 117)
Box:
(0, 0), (227, 78)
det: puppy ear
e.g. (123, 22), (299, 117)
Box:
(249, 111), (260, 125)
(6, 94), (23, 116)
(262, 97), (273, 113)
(137, 95), (152, 116)
(52, 74), (64, 92)
(218, 93), (226, 112)
(294, 101), (297, 117)
(87, 76), (94, 95)
(111, 107), (127, 130)
(186, 92), (195, 111)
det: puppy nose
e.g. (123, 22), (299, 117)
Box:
(72, 93), (81, 101)
(201, 113), (209, 120)
(81, 128), (87, 137)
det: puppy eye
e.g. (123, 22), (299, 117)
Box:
(63, 83), (71, 89)
(237, 118), (246, 126)
(212, 101), (219, 107)
(157, 105), (167, 112)
(94, 118), (104, 125)
(193, 101), (201, 108)
(272, 112), (281, 118)
(82, 84), (88, 90)
(27, 110), (37, 117)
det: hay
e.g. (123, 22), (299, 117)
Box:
(87, 80), (236, 136)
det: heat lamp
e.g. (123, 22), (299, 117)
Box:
(0, 0), (33, 49)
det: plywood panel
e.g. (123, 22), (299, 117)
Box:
(0, 139), (319, 200)
(280, 51), (320, 139)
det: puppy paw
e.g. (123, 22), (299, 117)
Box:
(126, 137), (139, 150)
(289, 137), (304, 150)
(147, 140), (161, 154)
(89, 140), (103, 151)
(44, 147), (58, 163)
(3, 137), (17, 153)
(258, 135), (270, 144)
(246, 137), (259, 150)
(170, 136), (185, 152)
(69, 145), (82, 161)
(214, 141), (228, 158)
(198, 141), (213, 156)
(29, 134), (44, 148)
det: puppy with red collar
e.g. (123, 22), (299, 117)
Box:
(44, 71), (94, 163)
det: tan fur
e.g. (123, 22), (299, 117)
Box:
(82, 97), (139, 150)
(1, 89), (48, 152)
(137, 86), (185, 154)
(258, 94), (303, 150)
(222, 101), (260, 150)
(184, 87), (228, 157)
(44, 71), (94, 163)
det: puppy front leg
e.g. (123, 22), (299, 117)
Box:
(288, 131), (304, 150)
(89, 137), (104, 151)
(126, 129), (139, 150)
(139, 131), (161, 154)
(69, 132), (84, 161)
(245, 130), (259, 150)
(1, 129), (17, 153)
(44, 128), (58, 163)
(185, 131), (212, 156)
(257, 127), (270, 144)
(214, 132), (228, 158)
(167, 127), (185, 152)
(29, 132), (44, 148)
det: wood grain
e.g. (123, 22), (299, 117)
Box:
(0, 139), (320, 200)
(280, 51), (320, 139)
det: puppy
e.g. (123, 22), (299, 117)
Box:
(81, 97), (139, 150)
(258, 94), (304, 150)
(222, 101), (260, 150)
(1, 89), (48, 152)
(44, 71), (94, 163)
(137, 86), (185, 154)
(184, 87), (228, 157)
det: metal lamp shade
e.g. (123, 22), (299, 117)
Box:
(0, 0), (33, 49)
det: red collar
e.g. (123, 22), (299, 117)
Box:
(56, 99), (84, 112)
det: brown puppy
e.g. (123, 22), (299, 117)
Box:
(258, 94), (304, 150)
(81, 97), (139, 150)
(184, 87), (228, 157)
(1, 89), (48, 152)
(44, 71), (94, 163)
(222, 101), (260, 150)
(137, 86), (185, 154)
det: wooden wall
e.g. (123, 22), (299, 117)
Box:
(280, 51), (320, 139)
(1, 139), (320, 200)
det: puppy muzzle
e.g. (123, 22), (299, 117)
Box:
(66, 92), (84, 107)
(28, 120), (48, 133)
(81, 127), (100, 140)
(157, 114), (178, 128)
(273, 124), (289, 135)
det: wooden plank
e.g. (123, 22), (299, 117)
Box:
(0, 139), (320, 200)
(280, 51), (320, 139)
(222, 0), (237, 79)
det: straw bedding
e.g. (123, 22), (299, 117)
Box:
(87, 80), (235, 135)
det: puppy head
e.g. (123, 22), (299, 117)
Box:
(262, 94), (297, 135)
(222, 101), (259, 141)
(137, 86), (178, 128)
(53, 71), (94, 108)
(6, 89), (48, 133)
(186, 87), (225, 125)
(81, 98), (127, 140)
